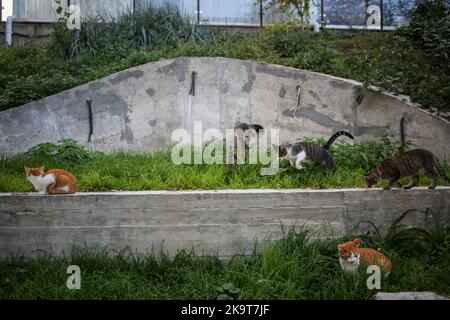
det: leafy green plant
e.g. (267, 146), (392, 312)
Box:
(353, 208), (450, 260)
(25, 139), (92, 164)
(216, 282), (241, 300)
(294, 135), (411, 171)
(331, 135), (413, 171)
(395, 0), (449, 64)
(262, 23), (316, 57)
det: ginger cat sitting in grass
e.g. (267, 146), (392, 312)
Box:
(338, 238), (393, 277)
(25, 166), (77, 195)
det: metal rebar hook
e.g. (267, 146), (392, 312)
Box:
(400, 116), (406, 153)
(87, 99), (94, 151)
(186, 71), (197, 131)
(189, 71), (197, 96)
(288, 85), (302, 118)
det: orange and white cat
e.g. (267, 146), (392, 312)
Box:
(25, 166), (77, 195)
(338, 238), (393, 277)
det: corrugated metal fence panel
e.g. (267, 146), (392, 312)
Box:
(10, 0), (411, 27)
(200, 0), (259, 26)
(13, 0), (65, 21)
(137, 0), (198, 20)
(12, 0), (133, 21)
(137, 0), (181, 9)
(135, 0), (313, 26)
(72, 0), (133, 18)
(323, 0), (368, 27)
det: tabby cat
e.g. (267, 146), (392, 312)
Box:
(364, 148), (450, 190)
(25, 166), (77, 195)
(278, 131), (354, 171)
(338, 238), (393, 277)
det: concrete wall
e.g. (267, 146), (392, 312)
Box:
(0, 20), (53, 45)
(0, 57), (449, 159)
(0, 188), (449, 258)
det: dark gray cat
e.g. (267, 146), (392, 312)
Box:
(234, 121), (264, 134)
(364, 148), (450, 189)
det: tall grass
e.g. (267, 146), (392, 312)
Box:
(0, 210), (448, 299)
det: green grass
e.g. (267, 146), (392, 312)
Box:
(1, 210), (449, 300)
(0, 137), (449, 193)
(0, 6), (448, 112)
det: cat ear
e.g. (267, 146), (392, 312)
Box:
(24, 167), (30, 173)
(39, 166), (45, 172)
(353, 238), (361, 247)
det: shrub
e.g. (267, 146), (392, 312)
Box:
(299, 135), (410, 171)
(396, 0), (450, 65)
(355, 208), (450, 260)
(51, 4), (195, 59)
(331, 135), (413, 171)
(25, 139), (92, 164)
(262, 23), (314, 57)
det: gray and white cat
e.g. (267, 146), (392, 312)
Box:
(278, 131), (354, 171)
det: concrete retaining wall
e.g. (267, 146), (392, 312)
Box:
(0, 57), (449, 159)
(0, 188), (449, 258)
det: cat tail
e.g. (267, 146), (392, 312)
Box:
(324, 131), (354, 150)
(435, 158), (450, 183)
(250, 124), (264, 133)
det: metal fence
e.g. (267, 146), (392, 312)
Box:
(323, 0), (408, 30)
(2, 0), (410, 30)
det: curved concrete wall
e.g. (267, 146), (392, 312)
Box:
(0, 57), (449, 159)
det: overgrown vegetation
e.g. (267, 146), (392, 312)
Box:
(1, 209), (448, 299)
(0, 137), (449, 193)
(0, 2), (448, 112)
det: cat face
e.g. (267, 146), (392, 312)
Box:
(278, 145), (288, 158)
(25, 166), (45, 177)
(364, 170), (380, 188)
(337, 238), (361, 259)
